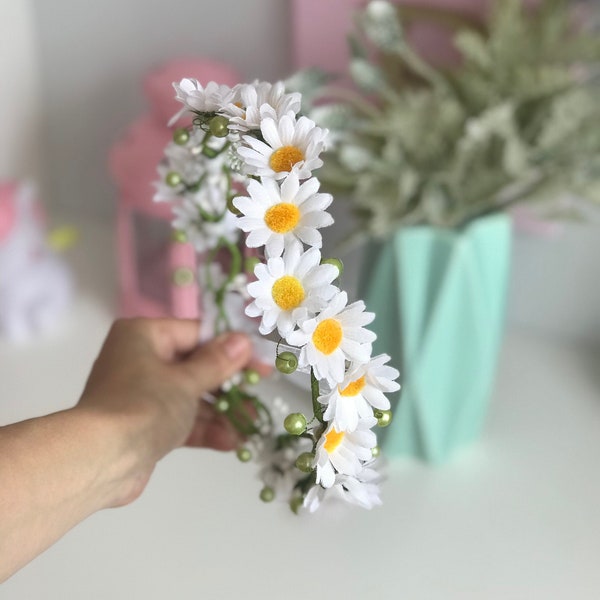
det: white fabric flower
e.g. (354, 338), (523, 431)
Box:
(304, 465), (382, 512)
(245, 245), (339, 338)
(237, 115), (327, 180)
(313, 418), (377, 488)
(172, 198), (239, 253)
(233, 172), (333, 257)
(221, 81), (301, 133)
(287, 291), (376, 386)
(319, 354), (400, 432)
(169, 78), (232, 125)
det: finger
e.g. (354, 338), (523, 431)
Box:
(186, 414), (240, 451)
(178, 332), (253, 395)
(145, 318), (202, 361)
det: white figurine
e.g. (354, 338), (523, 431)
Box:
(0, 182), (73, 341)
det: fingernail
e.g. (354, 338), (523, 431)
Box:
(222, 333), (250, 361)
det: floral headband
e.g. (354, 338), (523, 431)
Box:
(155, 79), (400, 513)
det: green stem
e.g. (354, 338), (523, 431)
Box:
(310, 369), (324, 425)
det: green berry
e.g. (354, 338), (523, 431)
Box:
(236, 447), (252, 462)
(276, 351), (298, 375)
(173, 128), (190, 145)
(290, 496), (304, 514)
(372, 446), (381, 458)
(374, 409), (393, 428)
(295, 452), (315, 473)
(165, 171), (182, 187)
(244, 369), (260, 385)
(209, 115), (229, 138)
(172, 229), (188, 243)
(320, 257), (344, 277)
(259, 486), (275, 503)
(215, 397), (230, 413)
(283, 413), (307, 436)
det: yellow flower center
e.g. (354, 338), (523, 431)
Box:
(271, 275), (305, 311)
(312, 318), (343, 355)
(339, 375), (367, 397)
(264, 203), (300, 233)
(324, 428), (345, 454)
(269, 145), (304, 173)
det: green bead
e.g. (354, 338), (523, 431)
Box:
(244, 369), (260, 385)
(295, 452), (315, 473)
(209, 115), (230, 138)
(165, 171), (182, 187)
(173, 128), (190, 145)
(236, 447), (252, 462)
(371, 446), (381, 458)
(172, 267), (194, 287)
(215, 397), (230, 413)
(320, 257), (344, 277)
(276, 351), (298, 375)
(374, 409), (393, 428)
(259, 486), (275, 503)
(283, 413), (307, 436)
(172, 229), (188, 243)
(289, 496), (304, 514)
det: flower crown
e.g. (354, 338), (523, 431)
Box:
(155, 78), (400, 513)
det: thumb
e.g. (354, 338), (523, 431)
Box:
(179, 332), (253, 394)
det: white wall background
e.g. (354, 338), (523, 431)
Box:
(0, 0), (41, 180)
(30, 0), (292, 219)
(2, 0), (599, 343)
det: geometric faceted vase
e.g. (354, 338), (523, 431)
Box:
(359, 214), (512, 463)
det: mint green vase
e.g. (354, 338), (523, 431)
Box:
(360, 214), (512, 463)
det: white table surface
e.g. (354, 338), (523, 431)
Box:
(1, 220), (600, 599)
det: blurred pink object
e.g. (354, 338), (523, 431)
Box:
(109, 59), (240, 318)
(0, 182), (73, 341)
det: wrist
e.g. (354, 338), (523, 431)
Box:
(68, 404), (154, 509)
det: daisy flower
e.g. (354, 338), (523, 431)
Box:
(172, 197), (239, 253)
(304, 465), (382, 513)
(313, 418), (377, 488)
(245, 245), (339, 337)
(233, 172), (334, 257)
(287, 291), (376, 386)
(221, 81), (301, 133)
(237, 115), (327, 180)
(319, 354), (400, 432)
(169, 78), (232, 125)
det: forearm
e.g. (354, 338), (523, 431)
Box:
(0, 407), (137, 582)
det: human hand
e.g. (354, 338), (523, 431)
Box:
(77, 318), (255, 506)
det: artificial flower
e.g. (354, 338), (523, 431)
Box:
(245, 245), (339, 337)
(287, 291), (376, 386)
(169, 78), (232, 125)
(313, 418), (378, 488)
(319, 354), (400, 432)
(233, 171), (334, 257)
(221, 81), (301, 133)
(304, 465), (382, 512)
(237, 115), (327, 180)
